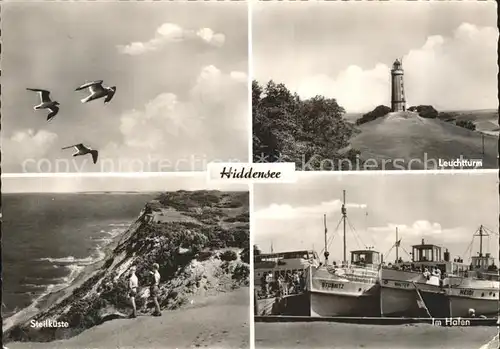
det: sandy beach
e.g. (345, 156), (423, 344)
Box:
(255, 322), (498, 349)
(6, 287), (250, 349)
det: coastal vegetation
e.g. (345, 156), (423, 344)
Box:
(408, 105), (439, 119)
(5, 190), (249, 344)
(355, 105), (391, 125)
(455, 119), (477, 131)
(252, 80), (361, 170)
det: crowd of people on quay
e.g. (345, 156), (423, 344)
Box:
(259, 270), (307, 299)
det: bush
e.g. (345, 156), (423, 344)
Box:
(240, 247), (250, 264)
(223, 212), (249, 223)
(232, 263), (250, 284)
(100, 279), (130, 309)
(356, 105), (391, 125)
(456, 120), (476, 131)
(220, 250), (238, 262)
(409, 105), (438, 119)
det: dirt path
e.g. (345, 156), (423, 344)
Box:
(255, 322), (498, 349)
(7, 288), (250, 349)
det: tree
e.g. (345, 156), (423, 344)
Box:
(355, 105), (391, 125)
(455, 120), (476, 131)
(252, 80), (360, 170)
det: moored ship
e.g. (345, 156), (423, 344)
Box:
(307, 249), (381, 317)
(254, 248), (320, 315)
(306, 190), (381, 317)
(445, 225), (499, 318)
(380, 233), (468, 318)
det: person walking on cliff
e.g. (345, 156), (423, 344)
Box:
(128, 266), (139, 318)
(149, 263), (162, 317)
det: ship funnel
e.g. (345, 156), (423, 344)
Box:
(421, 239), (425, 245)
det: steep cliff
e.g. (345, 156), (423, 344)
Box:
(4, 190), (250, 343)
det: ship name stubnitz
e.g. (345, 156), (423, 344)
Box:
(321, 282), (345, 290)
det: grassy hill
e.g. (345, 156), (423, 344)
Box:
(4, 190), (250, 344)
(348, 111), (498, 170)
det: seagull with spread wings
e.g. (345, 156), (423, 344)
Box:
(26, 88), (60, 121)
(75, 80), (116, 104)
(62, 143), (99, 164)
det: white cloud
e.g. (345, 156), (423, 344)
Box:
(196, 28), (226, 48)
(254, 200), (367, 220)
(369, 220), (470, 246)
(294, 23), (498, 112)
(230, 71), (248, 83)
(102, 64), (248, 168)
(4, 129), (58, 161)
(296, 63), (389, 114)
(117, 23), (226, 55)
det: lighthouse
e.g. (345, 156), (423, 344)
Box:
(390, 59), (406, 112)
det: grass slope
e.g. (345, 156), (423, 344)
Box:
(349, 112), (498, 169)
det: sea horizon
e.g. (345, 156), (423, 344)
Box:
(2, 192), (157, 319)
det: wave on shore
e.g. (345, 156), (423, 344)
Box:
(3, 226), (128, 331)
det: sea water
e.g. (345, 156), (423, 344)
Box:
(2, 192), (157, 318)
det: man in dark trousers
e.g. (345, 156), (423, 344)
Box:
(149, 263), (161, 317)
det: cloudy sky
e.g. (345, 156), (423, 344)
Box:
(2, 173), (248, 193)
(254, 171), (499, 264)
(2, 1), (248, 173)
(253, 1), (498, 113)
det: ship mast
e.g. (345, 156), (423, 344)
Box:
(342, 190), (347, 264)
(324, 214), (329, 265)
(395, 227), (399, 263)
(474, 225), (488, 257)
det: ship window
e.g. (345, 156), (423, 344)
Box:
(481, 292), (485, 297)
(358, 288), (362, 292)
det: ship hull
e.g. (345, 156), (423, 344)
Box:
(307, 265), (380, 317)
(380, 286), (420, 317)
(381, 269), (448, 317)
(256, 297), (277, 316)
(310, 291), (379, 317)
(446, 278), (499, 317)
(448, 296), (498, 317)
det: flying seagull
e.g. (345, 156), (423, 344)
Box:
(62, 143), (99, 164)
(75, 80), (116, 104)
(26, 88), (60, 121)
